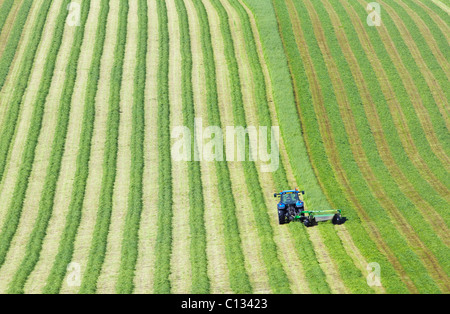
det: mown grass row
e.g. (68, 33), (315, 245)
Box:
(6, 0), (92, 294)
(326, 0), (450, 229)
(344, 0), (450, 210)
(191, 0), (252, 294)
(309, 0), (449, 285)
(209, 0), (291, 294)
(272, 0), (375, 294)
(0, 0), (15, 35)
(334, 0), (450, 227)
(421, 0), (450, 28)
(226, 0), (283, 184)
(174, 0), (209, 294)
(79, 0), (129, 294)
(381, 0), (450, 154)
(290, 0), (441, 293)
(401, 0), (450, 64)
(349, 1), (450, 189)
(0, 0), (33, 90)
(153, 0), (173, 294)
(0, 0), (69, 271)
(0, 0), (42, 184)
(267, 0), (407, 294)
(42, 0), (110, 294)
(327, 0), (450, 237)
(116, 0), (148, 294)
(240, 0), (332, 294)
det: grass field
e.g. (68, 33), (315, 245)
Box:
(0, 0), (448, 294)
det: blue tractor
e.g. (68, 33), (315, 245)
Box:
(274, 189), (344, 227)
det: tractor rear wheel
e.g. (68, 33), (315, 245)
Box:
(278, 211), (287, 225)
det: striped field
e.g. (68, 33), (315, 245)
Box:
(0, 0), (448, 294)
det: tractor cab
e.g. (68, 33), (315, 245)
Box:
(274, 189), (305, 224)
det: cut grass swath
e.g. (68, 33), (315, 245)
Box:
(349, 0), (450, 189)
(378, 0), (450, 155)
(0, 0), (50, 185)
(0, 0), (33, 90)
(116, 0), (147, 294)
(0, 0), (15, 35)
(209, 0), (290, 294)
(153, 0), (173, 294)
(6, 0), (92, 294)
(191, 0), (252, 294)
(174, 0), (209, 294)
(78, 0), (129, 294)
(42, 0), (110, 294)
(0, 0), (70, 271)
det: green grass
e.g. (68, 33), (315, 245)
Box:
(153, 0), (173, 294)
(348, 1), (450, 188)
(0, 0), (33, 90)
(310, 0), (449, 284)
(209, 0), (291, 294)
(191, 0), (252, 294)
(382, 0), (450, 154)
(116, 0), (148, 294)
(79, 0), (129, 294)
(272, 0), (374, 294)
(6, 0), (92, 294)
(290, 0), (441, 293)
(0, 0), (15, 35)
(42, 0), (110, 294)
(242, 0), (332, 294)
(0, 0), (51, 185)
(0, 0), (70, 272)
(174, 0), (209, 294)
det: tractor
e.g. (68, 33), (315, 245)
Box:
(274, 189), (344, 227)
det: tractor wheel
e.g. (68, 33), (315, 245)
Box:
(303, 218), (311, 227)
(332, 214), (342, 225)
(278, 211), (287, 225)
